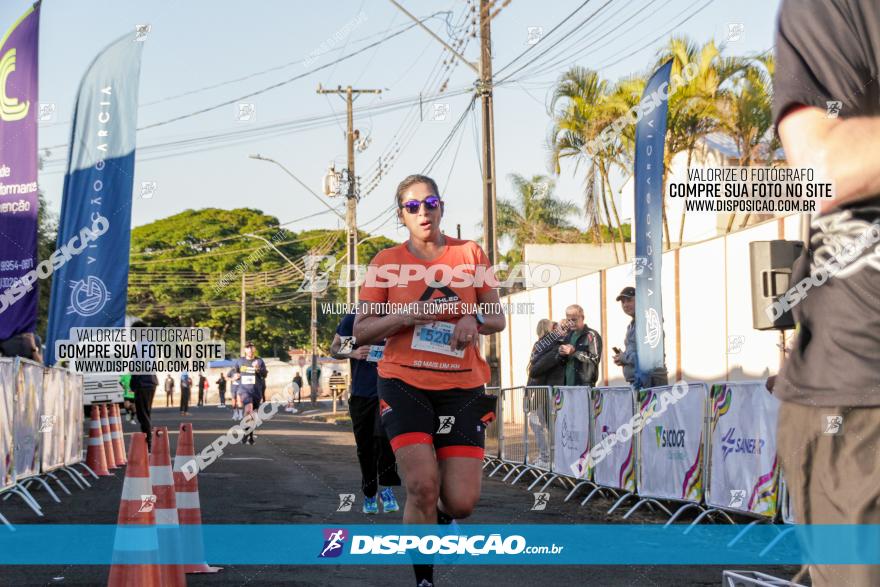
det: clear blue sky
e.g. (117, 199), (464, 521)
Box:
(2, 0), (781, 248)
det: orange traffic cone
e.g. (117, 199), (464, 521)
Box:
(86, 405), (110, 476)
(150, 427), (186, 586)
(173, 423), (221, 574)
(110, 404), (127, 465)
(108, 433), (161, 586)
(100, 404), (118, 469)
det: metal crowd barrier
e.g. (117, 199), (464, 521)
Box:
(0, 357), (90, 529)
(484, 380), (786, 529)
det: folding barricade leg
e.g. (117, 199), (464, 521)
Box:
(21, 476), (61, 503)
(59, 466), (90, 489)
(43, 472), (72, 496)
(1, 486), (42, 516)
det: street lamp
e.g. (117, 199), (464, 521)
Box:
(249, 154), (346, 223)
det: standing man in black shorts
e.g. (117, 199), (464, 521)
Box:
(774, 1), (880, 584)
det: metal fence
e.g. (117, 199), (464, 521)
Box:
(483, 381), (786, 530)
(0, 357), (92, 529)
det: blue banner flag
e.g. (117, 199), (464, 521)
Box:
(0, 2), (40, 339)
(45, 34), (143, 365)
(633, 60), (672, 388)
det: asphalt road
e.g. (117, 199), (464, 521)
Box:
(0, 403), (807, 586)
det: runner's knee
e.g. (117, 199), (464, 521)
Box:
(405, 475), (440, 508)
(440, 494), (478, 519)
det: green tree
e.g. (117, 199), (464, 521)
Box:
(495, 173), (579, 267)
(127, 208), (395, 358)
(549, 66), (630, 262)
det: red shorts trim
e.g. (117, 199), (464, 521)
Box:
(390, 431), (433, 451)
(436, 445), (484, 460)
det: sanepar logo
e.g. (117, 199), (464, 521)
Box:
(655, 426), (685, 448)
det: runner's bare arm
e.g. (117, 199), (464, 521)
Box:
(779, 105), (880, 211)
(353, 301), (436, 345)
(329, 334), (344, 358)
(475, 287), (505, 335)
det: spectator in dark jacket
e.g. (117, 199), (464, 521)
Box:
(528, 319), (570, 386)
(530, 306), (602, 387)
(526, 319), (572, 469)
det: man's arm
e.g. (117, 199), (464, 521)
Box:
(779, 106), (880, 211)
(329, 334), (345, 359)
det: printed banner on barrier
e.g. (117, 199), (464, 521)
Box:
(63, 370), (84, 466)
(40, 367), (66, 472)
(591, 387), (636, 492)
(552, 387), (590, 478)
(707, 381), (780, 517)
(0, 358), (15, 490)
(637, 383), (706, 502)
(13, 357), (42, 479)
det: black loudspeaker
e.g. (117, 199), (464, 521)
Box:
(749, 240), (805, 331)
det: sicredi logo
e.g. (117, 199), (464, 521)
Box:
(654, 426), (685, 448)
(319, 529), (348, 558)
(720, 427), (765, 461)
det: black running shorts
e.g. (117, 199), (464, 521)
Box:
(377, 377), (497, 460)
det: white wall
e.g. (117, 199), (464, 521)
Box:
(500, 216), (795, 390)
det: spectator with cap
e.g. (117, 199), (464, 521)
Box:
(612, 286), (668, 387)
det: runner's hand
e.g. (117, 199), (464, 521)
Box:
(399, 304), (437, 327)
(350, 346), (370, 360)
(451, 314), (480, 351)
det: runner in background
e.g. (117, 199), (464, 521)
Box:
(216, 372), (227, 408)
(331, 312), (400, 515)
(119, 373), (136, 425)
(197, 372), (206, 406)
(353, 174), (505, 587)
(228, 364), (241, 420)
(163, 374), (174, 407)
(179, 371), (192, 416)
(233, 341), (268, 445)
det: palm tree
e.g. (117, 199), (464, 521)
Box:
(495, 173), (579, 268)
(718, 53), (775, 230)
(549, 66), (630, 262)
(656, 37), (745, 247)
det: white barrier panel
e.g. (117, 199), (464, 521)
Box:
(590, 386), (636, 492)
(0, 359), (15, 491)
(40, 367), (67, 473)
(707, 381), (780, 517)
(781, 477), (795, 524)
(13, 358), (43, 480)
(64, 370), (84, 466)
(636, 383), (707, 503)
(552, 386), (590, 478)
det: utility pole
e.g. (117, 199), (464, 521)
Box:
(317, 84), (382, 306)
(387, 0), (500, 386)
(308, 254), (319, 405)
(240, 273), (246, 354)
(478, 0), (500, 386)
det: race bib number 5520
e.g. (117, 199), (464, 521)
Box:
(411, 322), (465, 358)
